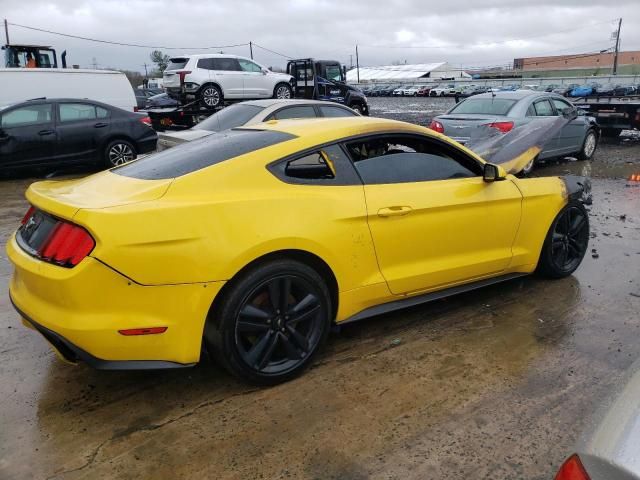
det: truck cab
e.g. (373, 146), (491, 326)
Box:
(286, 58), (369, 115)
(2, 44), (65, 69)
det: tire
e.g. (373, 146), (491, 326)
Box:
(520, 155), (537, 176)
(104, 139), (136, 168)
(577, 129), (598, 160)
(439, 92), (445, 97)
(351, 103), (365, 114)
(536, 202), (589, 279)
(273, 83), (293, 100)
(205, 259), (332, 385)
(601, 128), (622, 138)
(198, 84), (223, 110)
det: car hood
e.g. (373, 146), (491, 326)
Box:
(26, 171), (173, 220)
(466, 115), (574, 174)
(159, 129), (214, 144)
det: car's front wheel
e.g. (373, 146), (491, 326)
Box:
(273, 83), (293, 99)
(537, 202), (589, 278)
(206, 259), (332, 385)
(577, 129), (598, 160)
(199, 84), (223, 109)
(104, 139), (136, 168)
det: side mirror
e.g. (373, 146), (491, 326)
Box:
(483, 163), (507, 182)
(261, 68), (269, 75)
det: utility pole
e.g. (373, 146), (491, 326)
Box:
(4, 19), (9, 44)
(249, 41), (253, 60)
(612, 18), (622, 75)
(350, 54), (353, 69)
(355, 44), (360, 83)
(143, 63), (148, 78)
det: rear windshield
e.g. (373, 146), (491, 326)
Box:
(166, 58), (188, 70)
(113, 129), (296, 180)
(449, 98), (517, 115)
(194, 104), (265, 132)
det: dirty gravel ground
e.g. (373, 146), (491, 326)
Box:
(1, 97), (640, 480)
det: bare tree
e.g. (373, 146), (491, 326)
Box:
(150, 50), (171, 72)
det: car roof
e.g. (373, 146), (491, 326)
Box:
(171, 53), (248, 60)
(469, 90), (540, 100)
(4, 98), (111, 107)
(241, 99), (352, 108)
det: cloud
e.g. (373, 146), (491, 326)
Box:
(2, 0), (638, 72)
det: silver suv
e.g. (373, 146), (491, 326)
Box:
(163, 54), (294, 109)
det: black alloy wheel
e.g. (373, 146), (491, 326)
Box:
(207, 259), (331, 385)
(538, 203), (589, 278)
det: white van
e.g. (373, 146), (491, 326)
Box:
(0, 68), (137, 112)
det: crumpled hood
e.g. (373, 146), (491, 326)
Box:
(466, 114), (574, 174)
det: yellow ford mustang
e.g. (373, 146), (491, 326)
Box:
(7, 117), (591, 384)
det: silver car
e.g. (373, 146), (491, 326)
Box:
(432, 90), (599, 174)
(555, 359), (640, 479)
(157, 99), (359, 150)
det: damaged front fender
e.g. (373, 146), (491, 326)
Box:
(562, 175), (592, 206)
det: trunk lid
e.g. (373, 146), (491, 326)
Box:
(437, 114), (502, 142)
(26, 171), (173, 221)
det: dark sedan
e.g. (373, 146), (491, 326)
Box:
(134, 88), (163, 110)
(0, 98), (157, 173)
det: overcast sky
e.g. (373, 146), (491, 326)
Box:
(2, 0), (639, 73)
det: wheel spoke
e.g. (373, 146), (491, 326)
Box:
(288, 304), (320, 326)
(240, 304), (271, 320)
(256, 333), (279, 370)
(552, 232), (564, 248)
(237, 319), (270, 333)
(280, 333), (303, 360)
(286, 324), (309, 352)
(570, 214), (586, 236)
(245, 331), (274, 368)
(290, 293), (318, 314)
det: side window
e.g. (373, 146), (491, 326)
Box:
(533, 100), (554, 116)
(197, 58), (214, 70)
(526, 104), (536, 117)
(1, 104), (52, 128)
(211, 58), (241, 71)
(345, 135), (480, 185)
(551, 98), (573, 115)
(272, 106), (317, 120)
(238, 59), (263, 73)
(319, 105), (356, 118)
(96, 107), (110, 118)
(59, 103), (97, 122)
(285, 151), (334, 180)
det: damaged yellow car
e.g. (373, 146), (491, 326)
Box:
(7, 116), (591, 384)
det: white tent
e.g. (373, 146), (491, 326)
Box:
(346, 62), (470, 82)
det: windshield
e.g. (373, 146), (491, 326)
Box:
(194, 104), (265, 132)
(449, 98), (517, 115)
(324, 65), (343, 82)
(166, 58), (188, 70)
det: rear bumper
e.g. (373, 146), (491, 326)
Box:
(7, 233), (224, 367)
(136, 134), (158, 154)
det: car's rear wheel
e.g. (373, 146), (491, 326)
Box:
(199, 84), (223, 109)
(206, 259), (332, 385)
(273, 83), (293, 99)
(104, 139), (136, 167)
(537, 202), (589, 278)
(520, 156), (537, 176)
(577, 129), (598, 160)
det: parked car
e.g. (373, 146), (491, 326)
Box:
(163, 54), (294, 109)
(594, 83), (616, 96)
(392, 86), (405, 96)
(430, 84), (455, 96)
(401, 85), (422, 96)
(416, 85), (432, 96)
(613, 84), (636, 96)
(134, 88), (163, 110)
(0, 68), (137, 112)
(570, 83), (600, 98)
(555, 359), (640, 480)
(157, 99), (359, 150)
(0, 98), (157, 173)
(144, 93), (179, 109)
(430, 90), (599, 174)
(552, 84), (580, 97)
(8, 116), (591, 385)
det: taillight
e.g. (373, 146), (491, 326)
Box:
(19, 207), (95, 267)
(429, 120), (445, 133)
(178, 70), (192, 84)
(21, 206), (35, 225)
(486, 121), (515, 133)
(555, 454), (591, 480)
(139, 116), (152, 126)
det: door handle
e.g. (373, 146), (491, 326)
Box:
(377, 206), (413, 217)
(94, 122), (108, 128)
(38, 129), (54, 136)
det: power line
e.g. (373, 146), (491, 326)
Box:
(252, 43), (292, 59)
(7, 21), (248, 50)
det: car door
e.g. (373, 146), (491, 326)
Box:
(345, 134), (522, 295)
(238, 58), (270, 98)
(526, 98), (564, 159)
(550, 97), (586, 155)
(211, 57), (244, 98)
(55, 102), (112, 164)
(0, 102), (56, 169)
